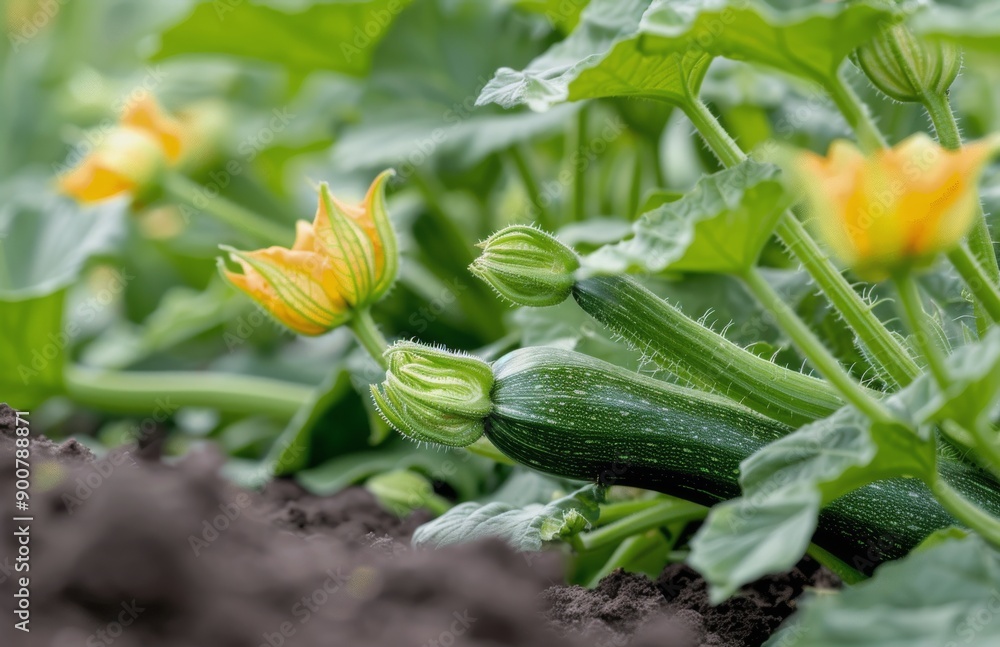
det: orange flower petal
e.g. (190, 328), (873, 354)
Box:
(221, 246), (351, 336)
(121, 96), (186, 163)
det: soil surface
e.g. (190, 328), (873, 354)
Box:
(0, 404), (838, 646)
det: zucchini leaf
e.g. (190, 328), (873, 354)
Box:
(154, 0), (414, 86)
(691, 330), (1000, 600)
(768, 536), (1000, 647)
(638, 0), (899, 85)
(690, 399), (935, 602)
(478, 0), (898, 113)
(477, 0), (712, 111)
(581, 161), (790, 276)
(922, 328), (1000, 432)
(0, 182), (126, 409)
(331, 0), (579, 175)
(412, 482), (602, 551)
(912, 1), (1000, 54)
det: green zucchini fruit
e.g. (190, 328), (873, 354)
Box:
(572, 275), (845, 428)
(484, 346), (1000, 568)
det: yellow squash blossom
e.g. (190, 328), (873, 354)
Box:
(792, 133), (999, 278)
(219, 171), (397, 336)
(58, 128), (166, 203)
(59, 96), (187, 203)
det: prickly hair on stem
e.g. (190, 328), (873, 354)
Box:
(370, 341), (494, 447)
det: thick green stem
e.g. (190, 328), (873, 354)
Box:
(628, 143), (644, 218)
(683, 100), (744, 167)
(571, 106), (589, 222)
(508, 145), (554, 231)
(349, 308), (389, 370)
(597, 497), (666, 526)
(577, 499), (706, 552)
(923, 91), (1000, 299)
(823, 72), (888, 152)
(893, 273), (951, 389)
(932, 477), (1000, 548)
(684, 99), (920, 387)
(65, 364), (310, 418)
(742, 268), (894, 424)
(162, 173), (291, 247)
(946, 244), (1000, 323)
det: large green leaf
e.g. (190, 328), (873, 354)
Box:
(478, 0), (712, 111)
(154, 0), (413, 85)
(412, 483), (602, 550)
(0, 182), (126, 409)
(912, 1), (1000, 54)
(923, 328), (1000, 432)
(768, 536), (1000, 647)
(638, 0), (900, 84)
(478, 0), (897, 113)
(690, 401), (934, 601)
(513, 0), (589, 33)
(582, 161), (790, 276)
(331, 0), (578, 174)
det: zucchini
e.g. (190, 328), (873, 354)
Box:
(572, 275), (844, 428)
(485, 346), (1000, 568)
(469, 223), (843, 427)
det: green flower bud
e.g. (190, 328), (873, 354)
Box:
(370, 342), (493, 447)
(470, 225), (580, 307)
(855, 22), (962, 103)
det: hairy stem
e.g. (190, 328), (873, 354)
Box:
(684, 99), (920, 388)
(742, 268), (893, 424)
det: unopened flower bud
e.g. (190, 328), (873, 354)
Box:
(855, 23), (962, 103)
(371, 342), (494, 447)
(470, 225), (579, 307)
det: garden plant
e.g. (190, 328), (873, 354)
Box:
(4, 0), (1000, 645)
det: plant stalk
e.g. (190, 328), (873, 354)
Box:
(65, 364), (310, 418)
(683, 98), (920, 388)
(349, 308), (389, 370)
(741, 268), (894, 424)
(577, 499), (706, 552)
(932, 477), (1000, 548)
(922, 91), (1000, 301)
(893, 273), (951, 389)
(508, 145), (554, 231)
(162, 173), (291, 247)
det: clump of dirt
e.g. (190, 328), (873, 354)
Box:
(0, 403), (835, 647)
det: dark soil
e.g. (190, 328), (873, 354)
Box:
(0, 404), (838, 647)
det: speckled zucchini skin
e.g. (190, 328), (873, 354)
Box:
(572, 275), (844, 428)
(486, 347), (1000, 569)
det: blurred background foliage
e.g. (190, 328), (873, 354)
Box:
(1, 0), (998, 530)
